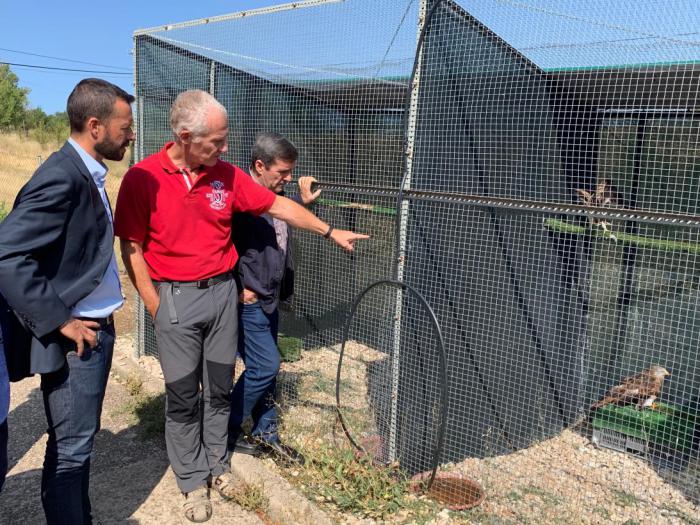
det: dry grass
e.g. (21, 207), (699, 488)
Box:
(0, 132), (130, 209)
(272, 343), (447, 523)
(227, 482), (270, 515)
(0, 131), (61, 158)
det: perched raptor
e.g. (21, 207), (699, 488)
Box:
(591, 365), (670, 410)
(575, 178), (622, 241)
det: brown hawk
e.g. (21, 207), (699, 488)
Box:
(591, 365), (670, 410)
(575, 178), (622, 241)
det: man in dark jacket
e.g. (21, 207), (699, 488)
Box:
(0, 78), (134, 524)
(0, 323), (7, 493)
(229, 133), (321, 463)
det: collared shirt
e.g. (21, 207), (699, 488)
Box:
(114, 142), (276, 282)
(68, 138), (123, 318)
(273, 218), (288, 256)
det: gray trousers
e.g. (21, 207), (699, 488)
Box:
(154, 278), (237, 493)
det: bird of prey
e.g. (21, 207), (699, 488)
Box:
(591, 365), (670, 410)
(575, 178), (622, 241)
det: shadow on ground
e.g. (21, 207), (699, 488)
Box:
(0, 384), (169, 524)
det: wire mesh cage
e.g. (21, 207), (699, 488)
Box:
(133, 0), (700, 519)
(335, 280), (448, 479)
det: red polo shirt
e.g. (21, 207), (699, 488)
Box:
(114, 142), (276, 281)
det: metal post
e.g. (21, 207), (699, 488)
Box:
(133, 0), (343, 36)
(208, 60), (216, 95)
(389, 0), (428, 462)
(133, 38), (144, 165)
(133, 37), (146, 358)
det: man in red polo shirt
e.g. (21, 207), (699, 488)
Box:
(114, 90), (367, 523)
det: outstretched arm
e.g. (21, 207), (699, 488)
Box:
(267, 195), (369, 252)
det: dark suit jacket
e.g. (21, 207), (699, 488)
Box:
(0, 142), (114, 377)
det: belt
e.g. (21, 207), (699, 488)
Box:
(158, 271), (235, 290)
(77, 314), (114, 330)
(154, 272), (235, 325)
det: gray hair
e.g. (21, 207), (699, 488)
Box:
(170, 90), (227, 140)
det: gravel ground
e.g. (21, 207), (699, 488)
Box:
(274, 343), (700, 525)
(6, 329), (695, 524)
(0, 338), (261, 525)
(453, 428), (699, 524)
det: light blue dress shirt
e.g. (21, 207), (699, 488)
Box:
(68, 138), (123, 318)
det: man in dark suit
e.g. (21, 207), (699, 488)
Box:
(0, 78), (134, 524)
(0, 323), (7, 493)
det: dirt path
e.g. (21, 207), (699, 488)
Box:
(0, 369), (262, 524)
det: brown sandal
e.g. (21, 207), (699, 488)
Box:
(211, 472), (247, 501)
(183, 486), (212, 523)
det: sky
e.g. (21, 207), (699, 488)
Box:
(3, 0), (697, 113)
(463, 0), (700, 72)
(1, 1), (279, 113)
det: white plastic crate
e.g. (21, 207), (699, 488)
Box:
(592, 428), (648, 455)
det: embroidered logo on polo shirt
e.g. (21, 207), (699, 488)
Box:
(206, 181), (229, 210)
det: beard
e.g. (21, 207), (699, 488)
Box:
(95, 133), (129, 161)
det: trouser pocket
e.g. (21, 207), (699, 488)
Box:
(154, 282), (179, 325)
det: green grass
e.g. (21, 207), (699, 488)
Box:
(228, 482), (269, 515)
(278, 335), (303, 362)
(303, 370), (336, 397)
(611, 489), (639, 508)
(518, 485), (563, 506)
(505, 490), (523, 502)
(293, 442), (442, 521)
(133, 393), (166, 440)
(113, 374), (166, 441)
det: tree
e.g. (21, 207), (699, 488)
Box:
(26, 110), (69, 146)
(0, 64), (29, 130)
(24, 107), (48, 130)
(45, 111), (70, 143)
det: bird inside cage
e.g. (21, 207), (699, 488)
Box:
(591, 365), (670, 411)
(575, 178), (622, 241)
